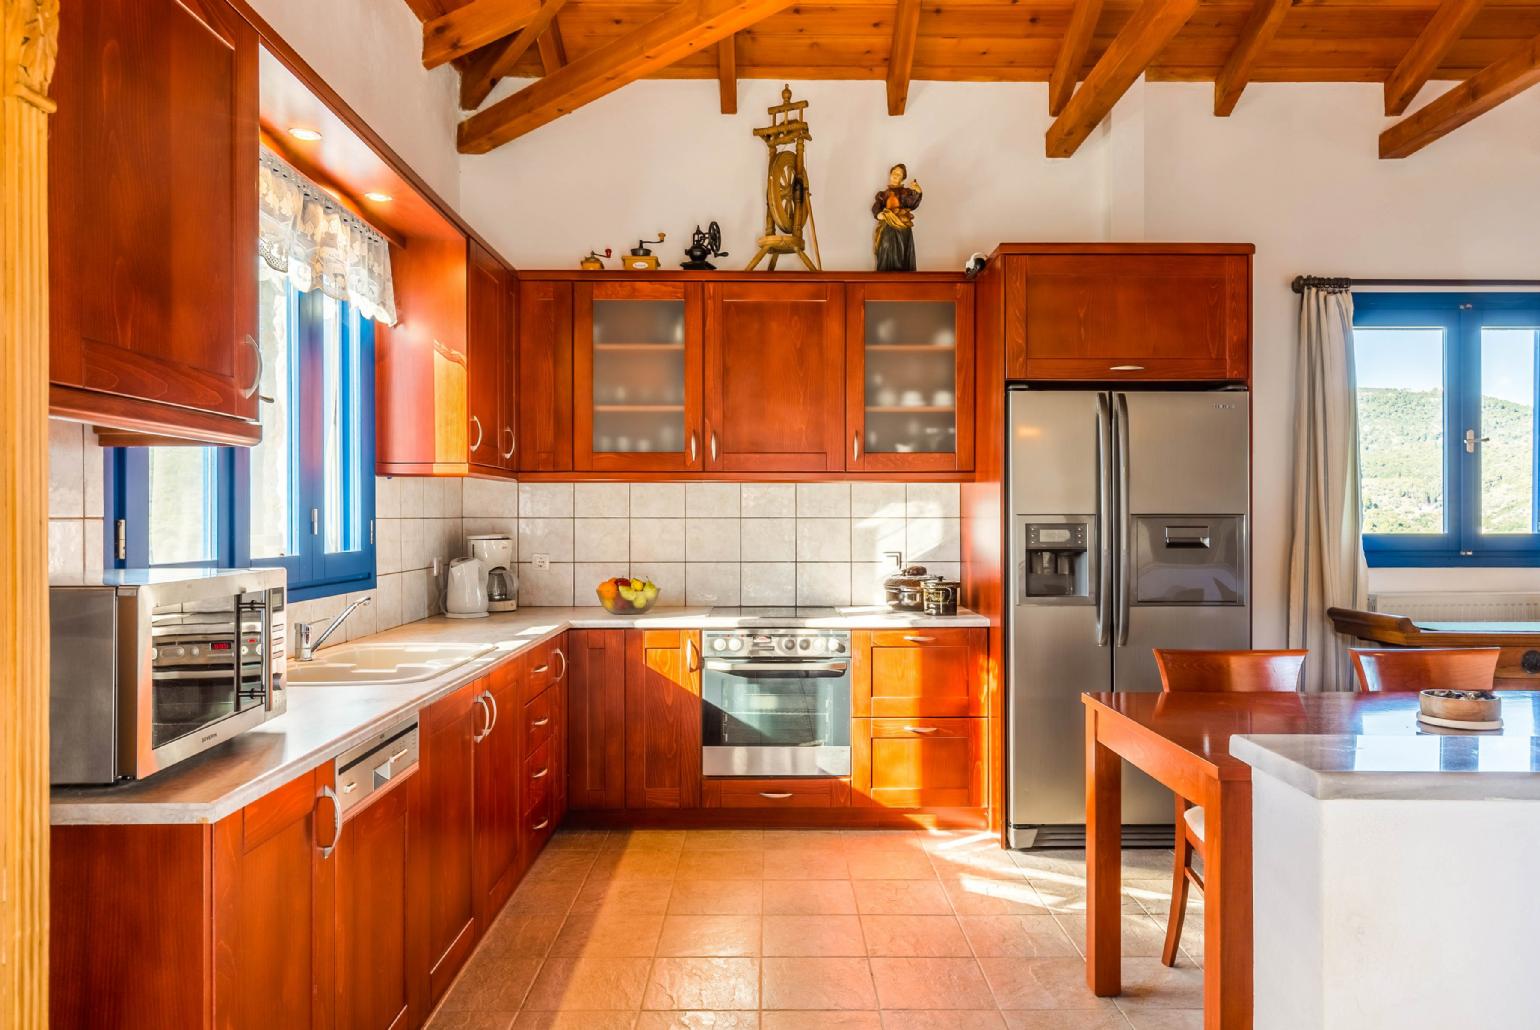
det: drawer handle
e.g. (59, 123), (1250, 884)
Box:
(532, 663), (550, 674)
(903, 635), (935, 643)
(531, 717), (551, 728)
(759, 792), (794, 799)
(532, 767), (549, 780)
(1110, 364), (1144, 372)
(532, 818), (549, 831)
(904, 725), (939, 734)
(341, 781), (359, 795)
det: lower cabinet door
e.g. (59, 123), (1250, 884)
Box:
(567, 629), (627, 810)
(335, 771), (421, 1030)
(854, 718), (984, 808)
(475, 662), (523, 927)
(625, 629), (703, 809)
(419, 680), (482, 1001)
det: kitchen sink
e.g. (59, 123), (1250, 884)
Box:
(286, 642), (496, 686)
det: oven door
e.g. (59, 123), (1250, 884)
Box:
(701, 658), (852, 777)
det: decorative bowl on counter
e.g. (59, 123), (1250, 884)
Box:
(596, 576), (660, 615)
(1418, 688), (1502, 730)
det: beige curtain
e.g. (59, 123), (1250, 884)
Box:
(1287, 285), (1370, 691)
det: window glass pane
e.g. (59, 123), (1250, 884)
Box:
(322, 298), (363, 553)
(250, 275), (296, 558)
(148, 448), (218, 564)
(1354, 327), (1445, 534)
(1479, 327), (1536, 534)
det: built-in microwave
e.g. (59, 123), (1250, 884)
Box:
(49, 568), (288, 785)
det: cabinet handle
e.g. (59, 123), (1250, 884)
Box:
(689, 431), (698, 463)
(532, 664), (550, 674)
(1109, 365), (1144, 372)
(473, 694), (492, 743)
(317, 785), (341, 859)
(709, 427), (718, 462)
(502, 426), (515, 461)
(759, 791), (794, 800)
(530, 716), (551, 728)
(686, 638), (699, 673)
(902, 635), (935, 643)
(240, 334), (263, 399)
(532, 767), (549, 780)
(554, 647), (567, 681)
(469, 414), (484, 452)
(852, 432), (861, 463)
(903, 725), (939, 734)
(532, 818), (550, 831)
(484, 688), (499, 735)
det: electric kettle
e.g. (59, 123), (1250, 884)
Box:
(442, 556), (489, 619)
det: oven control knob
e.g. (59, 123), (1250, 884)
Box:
(713, 638), (726, 651)
(730, 637), (744, 652)
(834, 641), (847, 653)
(779, 638), (796, 653)
(798, 638), (811, 651)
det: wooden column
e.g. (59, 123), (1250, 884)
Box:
(1, 2), (56, 1028)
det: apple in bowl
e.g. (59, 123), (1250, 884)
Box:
(596, 575), (661, 614)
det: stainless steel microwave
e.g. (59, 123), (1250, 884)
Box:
(49, 569), (289, 785)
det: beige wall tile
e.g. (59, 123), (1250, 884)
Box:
(632, 518), (685, 563)
(741, 563), (796, 606)
(632, 482), (686, 519)
(741, 518), (795, 562)
(48, 518), (84, 582)
(798, 518), (852, 562)
(797, 483), (851, 517)
(575, 482), (628, 516)
(742, 483), (796, 518)
(520, 481), (574, 518)
(519, 562), (575, 606)
(48, 420), (84, 519)
(686, 562), (741, 606)
(686, 482), (740, 517)
(687, 518), (740, 562)
(574, 517), (630, 563)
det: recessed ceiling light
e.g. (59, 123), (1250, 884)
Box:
(287, 127), (323, 142)
(364, 191), (393, 203)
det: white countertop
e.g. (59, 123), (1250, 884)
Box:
(50, 604), (984, 826)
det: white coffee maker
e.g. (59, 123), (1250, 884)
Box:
(467, 534), (517, 612)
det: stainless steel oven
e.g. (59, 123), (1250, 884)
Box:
(49, 568), (288, 785)
(700, 628), (852, 777)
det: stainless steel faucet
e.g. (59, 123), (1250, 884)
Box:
(295, 597), (371, 661)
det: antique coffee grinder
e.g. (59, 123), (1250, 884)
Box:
(680, 222), (728, 270)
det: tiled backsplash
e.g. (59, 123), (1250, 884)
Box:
(513, 481), (961, 608)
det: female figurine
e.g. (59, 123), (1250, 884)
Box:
(872, 163), (922, 271)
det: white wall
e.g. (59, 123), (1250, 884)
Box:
(458, 76), (1540, 645)
(246, 0), (463, 207)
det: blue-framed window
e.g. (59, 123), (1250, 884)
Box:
(1353, 292), (1540, 567)
(107, 278), (376, 600)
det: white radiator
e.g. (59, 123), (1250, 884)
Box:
(1370, 592), (1540, 622)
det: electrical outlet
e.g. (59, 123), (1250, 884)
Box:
(532, 553), (550, 570)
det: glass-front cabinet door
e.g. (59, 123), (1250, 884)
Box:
(847, 282), (974, 472)
(574, 281), (704, 472)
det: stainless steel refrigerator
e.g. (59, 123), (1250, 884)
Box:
(1006, 388), (1250, 849)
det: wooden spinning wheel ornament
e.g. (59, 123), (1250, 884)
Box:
(747, 86), (821, 271)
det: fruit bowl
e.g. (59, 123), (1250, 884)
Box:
(596, 575), (661, 615)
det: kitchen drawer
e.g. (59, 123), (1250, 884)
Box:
(854, 718), (983, 808)
(523, 685), (555, 751)
(524, 793), (554, 853)
(702, 777), (851, 808)
(524, 739), (553, 817)
(853, 629), (985, 718)
(523, 634), (567, 703)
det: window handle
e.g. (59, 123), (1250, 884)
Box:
(1464, 428), (1490, 454)
(310, 508), (319, 536)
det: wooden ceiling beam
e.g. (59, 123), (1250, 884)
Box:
(1048, 0), (1103, 117)
(719, 35), (739, 114)
(423, 0), (543, 69)
(1045, 0), (1198, 157)
(1381, 33), (1540, 158)
(1384, 0), (1486, 116)
(1213, 0), (1292, 116)
(538, 16), (569, 74)
(458, 0), (573, 111)
(887, 0), (922, 115)
(458, 0), (798, 152)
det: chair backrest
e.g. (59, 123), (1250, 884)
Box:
(1350, 648), (1501, 693)
(1154, 649), (1309, 693)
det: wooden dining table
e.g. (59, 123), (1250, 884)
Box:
(1079, 689), (1447, 1030)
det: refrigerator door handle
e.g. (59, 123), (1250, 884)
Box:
(1095, 393), (1113, 646)
(1115, 392), (1132, 647)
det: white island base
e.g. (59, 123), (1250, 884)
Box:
(1237, 735), (1540, 1030)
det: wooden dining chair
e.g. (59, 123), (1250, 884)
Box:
(1151, 648), (1309, 967)
(1350, 647), (1501, 693)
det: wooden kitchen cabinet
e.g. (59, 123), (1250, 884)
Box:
(846, 282), (975, 472)
(852, 628), (987, 718)
(467, 241), (516, 476)
(515, 278), (574, 472)
(1006, 247), (1253, 382)
(473, 662), (522, 929)
(567, 629), (628, 809)
(418, 679), (482, 1001)
(853, 717), (985, 809)
(49, 0), (262, 445)
(704, 282), (845, 472)
(625, 630), (703, 809)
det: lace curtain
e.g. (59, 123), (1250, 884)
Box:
(258, 147), (397, 325)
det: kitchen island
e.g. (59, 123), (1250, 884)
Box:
(1232, 694), (1540, 1030)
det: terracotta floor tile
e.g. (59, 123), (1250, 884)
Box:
(860, 915), (971, 957)
(589, 848), (685, 881)
(572, 878), (675, 916)
(506, 877), (585, 916)
(668, 879), (764, 915)
(761, 956), (878, 1010)
(845, 849), (938, 880)
(956, 915), (1078, 958)
(437, 955), (542, 1011)
(761, 1013), (881, 1030)
(763, 879), (857, 915)
(869, 956), (995, 1009)
(603, 830), (688, 852)
(880, 1011), (1007, 1030)
(842, 830), (925, 850)
(940, 876), (1049, 916)
(1055, 914), (1170, 959)
(524, 850), (601, 883)
(1116, 1007), (1202, 1030)
(657, 915), (762, 957)
(634, 1012), (760, 1030)
(852, 880), (952, 915)
(977, 957), (1121, 1011)
(427, 1013), (518, 1030)
(683, 829), (765, 851)
(998, 1012), (1130, 1029)
(762, 914), (866, 956)
(644, 957), (760, 1010)
(548, 911), (665, 957)
(761, 847), (849, 880)
(1110, 959), (1204, 1009)
(512, 1012), (639, 1029)
(674, 849), (765, 880)
(762, 829), (846, 849)
(523, 955), (653, 1011)
(478, 911), (563, 959)
(543, 828), (612, 852)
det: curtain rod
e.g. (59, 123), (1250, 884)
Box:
(1291, 275), (1540, 294)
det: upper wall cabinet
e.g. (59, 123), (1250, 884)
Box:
(515, 279), (573, 473)
(846, 283), (975, 473)
(49, 0), (262, 445)
(1005, 246), (1253, 383)
(467, 242), (515, 476)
